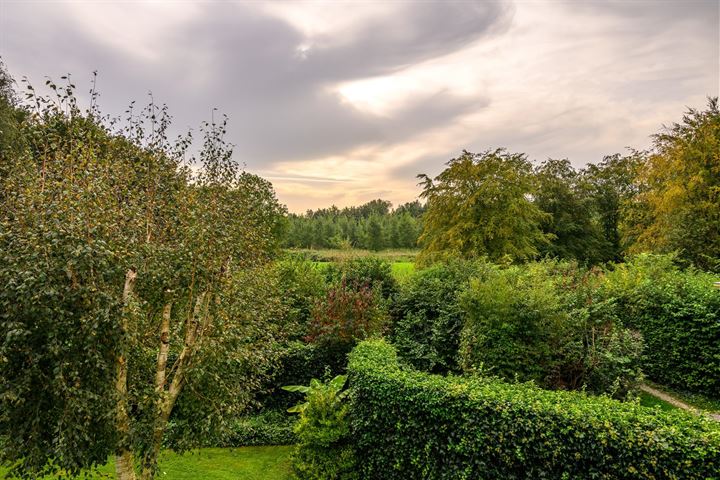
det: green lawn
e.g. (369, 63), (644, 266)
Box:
(391, 262), (415, 281)
(0, 446), (293, 480)
(638, 391), (677, 412)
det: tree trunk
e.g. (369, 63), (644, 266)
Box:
(140, 302), (173, 480)
(115, 269), (138, 480)
(139, 293), (209, 479)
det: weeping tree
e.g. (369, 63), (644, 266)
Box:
(417, 149), (550, 264)
(0, 76), (286, 479)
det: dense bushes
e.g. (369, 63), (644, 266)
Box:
(325, 256), (398, 299)
(224, 411), (296, 447)
(459, 261), (644, 396)
(345, 339), (720, 480)
(601, 254), (720, 397)
(265, 256), (391, 410)
(391, 260), (493, 373)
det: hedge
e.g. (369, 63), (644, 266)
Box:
(347, 339), (720, 480)
(602, 255), (720, 398)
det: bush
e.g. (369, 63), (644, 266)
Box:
(459, 261), (644, 396)
(307, 279), (388, 348)
(224, 410), (296, 446)
(346, 339), (720, 480)
(325, 257), (398, 299)
(285, 376), (357, 480)
(601, 254), (720, 398)
(391, 260), (495, 373)
(274, 256), (327, 340)
(265, 341), (350, 410)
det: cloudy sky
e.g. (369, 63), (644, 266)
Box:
(1, 0), (718, 212)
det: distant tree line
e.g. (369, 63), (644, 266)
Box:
(419, 97), (720, 271)
(284, 199), (425, 250)
(287, 97), (719, 273)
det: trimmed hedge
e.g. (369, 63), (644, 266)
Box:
(224, 410), (296, 447)
(601, 255), (720, 398)
(347, 339), (720, 479)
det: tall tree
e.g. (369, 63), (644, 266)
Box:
(534, 159), (607, 263)
(0, 78), (286, 479)
(418, 149), (550, 263)
(628, 97), (720, 271)
(582, 152), (644, 262)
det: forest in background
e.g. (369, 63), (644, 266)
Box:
(284, 95), (720, 274)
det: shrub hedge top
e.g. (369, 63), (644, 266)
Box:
(347, 339), (720, 480)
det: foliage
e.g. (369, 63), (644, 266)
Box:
(627, 98), (720, 271)
(162, 265), (288, 452)
(266, 341), (350, 411)
(459, 261), (644, 396)
(286, 248), (418, 263)
(533, 158), (608, 263)
(601, 254), (720, 397)
(284, 376), (356, 480)
(273, 257), (327, 340)
(223, 411), (296, 447)
(284, 200), (423, 250)
(346, 339), (720, 480)
(307, 280), (387, 348)
(418, 149), (550, 264)
(325, 256), (398, 299)
(0, 60), (26, 178)
(391, 260), (494, 373)
(0, 76), (285, 479)
(582, 152), (645, 263)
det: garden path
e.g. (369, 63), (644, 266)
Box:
(640, 384), (720, 421)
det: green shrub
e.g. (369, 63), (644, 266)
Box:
(602, 254), (720, 397)
(266, 341), (350, 410)
(274, 256), (327, 340)
(307, 280), (387, 345)
(347, 339), (720, 480)
(326, 257), (398, 299)
(285, 376), (357, 480)
(391, 260), (495, 373)
(224, 410), (296, 446)
(459, 261), (644, 396)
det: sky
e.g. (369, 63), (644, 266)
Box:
(1, 0), (718, 212)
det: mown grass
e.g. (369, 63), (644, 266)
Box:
(0, 446), (293, 480)
(638, 391), (677, 412)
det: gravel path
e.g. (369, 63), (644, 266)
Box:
(640, 384), (720, 421)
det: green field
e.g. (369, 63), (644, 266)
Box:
(391, 261), (415, 281)
(287, 248), (418, 263)
(312, 260), (415, 281)
(0, 447), (293, 480)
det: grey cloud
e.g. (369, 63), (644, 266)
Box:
(302, 2), (513, 80)
(1, 1), (511, 169)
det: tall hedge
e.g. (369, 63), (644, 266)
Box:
(601, 254), (720, 398)
(347, 339), (720, 480)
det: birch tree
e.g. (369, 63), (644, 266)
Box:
(0, 77), (286, 479)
